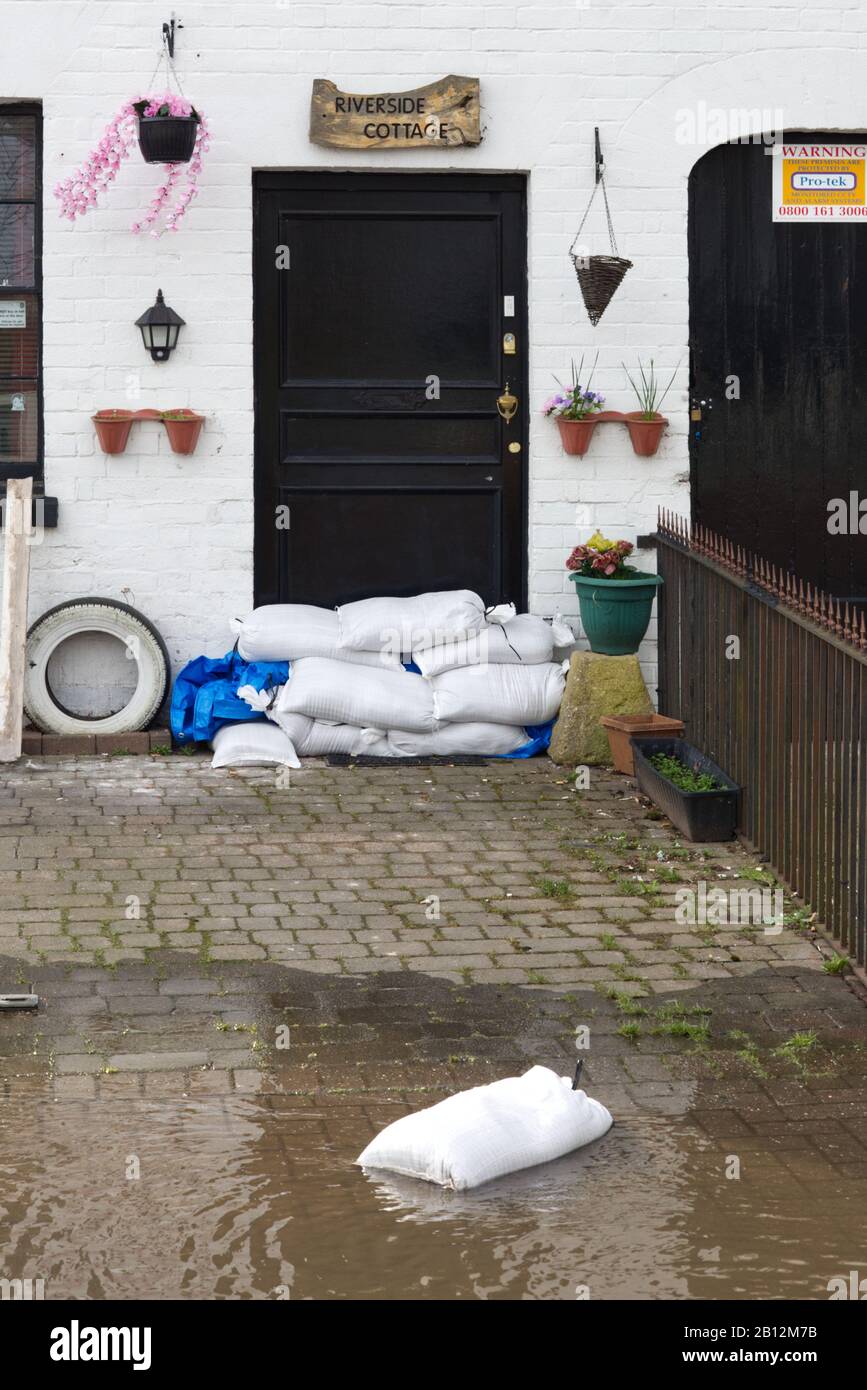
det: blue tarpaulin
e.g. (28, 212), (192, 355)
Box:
(500, 720), (554, 758)
(170, 651), (288, 745)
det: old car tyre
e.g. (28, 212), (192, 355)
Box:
(24, 598), (170, 736)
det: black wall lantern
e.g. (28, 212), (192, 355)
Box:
(136, 289), (185, 362)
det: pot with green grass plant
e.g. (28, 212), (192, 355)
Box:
(631, 737), (740, 841)
(543, 354), (605, 456)
(93, 408), (135, 454)
(622, 358), (678, 456)
(566, 531), (662, 655)
(161, 408), (204, 455)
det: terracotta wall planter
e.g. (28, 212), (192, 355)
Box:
(555, 416), (599, 456)
(624, 412), (668, 457)
(162, 410), (205, 455)
(600, 713), (685, 775)
(552, 410), (669, 458)
(92, 408), (205, 455)
(93, 410), (134, 455)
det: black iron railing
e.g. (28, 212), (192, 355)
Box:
(656, 511), (867, 967)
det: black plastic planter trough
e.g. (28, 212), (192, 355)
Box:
(631, 737), (741, 842)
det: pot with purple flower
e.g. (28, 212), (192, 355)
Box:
(543, 355), (605, 456)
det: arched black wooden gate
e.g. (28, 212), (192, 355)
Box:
(689, 133), (867, 603)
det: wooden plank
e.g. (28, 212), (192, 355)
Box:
(309, 75), (481, 150)
(0, 477), (34, 762)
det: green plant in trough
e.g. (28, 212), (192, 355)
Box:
(648, 751), (720, 792)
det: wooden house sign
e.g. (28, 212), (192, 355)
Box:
(309, 76), (481, 150)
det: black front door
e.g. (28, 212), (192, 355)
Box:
(253, 172), (527, 608)
(689, 135), (867, 601)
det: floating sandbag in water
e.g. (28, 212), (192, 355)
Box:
(356, 1065), (613, 1191)
(231, 604), (403, 667)
(275, 657), (438, 734)
(337, 589), (486, 654)
(432, 661), (566, 726)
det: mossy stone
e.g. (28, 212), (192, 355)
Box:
(549, 651), (653, 766)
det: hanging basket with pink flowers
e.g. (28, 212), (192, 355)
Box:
(53, 92), (210, 238)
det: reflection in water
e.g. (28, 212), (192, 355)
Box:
(1, 1086), (863, 1300)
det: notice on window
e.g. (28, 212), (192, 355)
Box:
(773, 143), (867, 221)
(0, 300), (26, 327)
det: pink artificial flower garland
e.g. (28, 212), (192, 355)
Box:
(54, 92), (210, 238)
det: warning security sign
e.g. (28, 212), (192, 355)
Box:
(773, 142), (867, 221)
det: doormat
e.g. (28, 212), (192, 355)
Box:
(325, 753), (490, 767)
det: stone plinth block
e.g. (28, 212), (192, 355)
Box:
(549, 651), (653, 766)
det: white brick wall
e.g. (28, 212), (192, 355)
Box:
(2, 0), (867, 700)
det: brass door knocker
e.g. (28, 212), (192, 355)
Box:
(496, 382), (518, 425)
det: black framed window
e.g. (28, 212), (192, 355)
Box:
(0, 104), (41, 484)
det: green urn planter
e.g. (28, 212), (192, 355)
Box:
(570, 572), (663, 655)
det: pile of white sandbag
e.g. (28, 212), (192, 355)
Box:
(215, 589), (573, 765)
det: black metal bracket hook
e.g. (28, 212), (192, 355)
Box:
(162, 15), (182, 60)
(595, 127), (604, 184)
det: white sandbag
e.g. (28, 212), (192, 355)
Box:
(211, 720), (301, 769)
(297, 721), (386, 757)
(387, 722), (528, 757)
(237, 684), (315, 747)
(238, 686), (386, 756)
(550, 612), (576, 648)
(276, 657), (437, 733)
(432, 661), (566, 726)
(269, 708), (315, 748)
(356, 1065), (612, 1191)
(337, 589), (486, 654)
(413, 613), (556, 677)
(231, 605), (402, 667)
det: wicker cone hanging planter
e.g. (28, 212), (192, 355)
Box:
(570, 171), (632, 326)
(573, 254), (632, 327)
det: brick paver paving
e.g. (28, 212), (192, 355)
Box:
(0, 751), (864, 1107)
(2, 754), (867, 1297)
(0, 754), (839, 982)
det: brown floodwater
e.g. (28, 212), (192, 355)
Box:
(1, 1087), (863, 1300)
